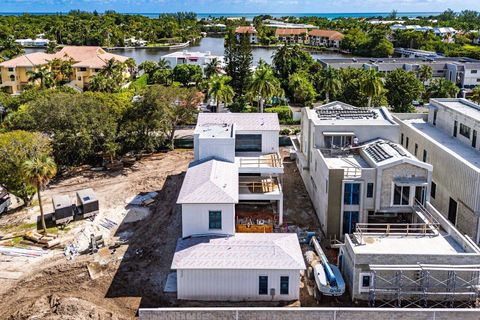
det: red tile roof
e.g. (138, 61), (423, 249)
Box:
(235, 26), (257, 34)
(275, 28), (308, 36)
(308, 29), (344, 41)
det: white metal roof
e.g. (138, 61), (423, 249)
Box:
(172, 233), (306, 270)
(196, 113), (280, 132)
(177, 159), (238, 204)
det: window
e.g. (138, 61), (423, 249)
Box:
(473, 130), (477, 149)
(393, 185), (410, 206)
(208, 211), (222, 229)
(7, 68), (14, 72)
(459, 123), (471, 139)
(235, 134), (262, 152)
(433, 110), (438, 126)
(366, 183), (374, 198)
(324, 135), (352, 149)
(77, 77), (81, 81)
(453, 121), (458, 137)
(414, 143), (418, 156)
(400, 133), (404, 145)
(259, 276), (268, 295)
(9, 75), (15, 81)
(359, 273), (372, 293)
(448, 198), (457, 225)
(431, 181), (436, 199)
(79, 67), (87, 72)
(422, 150), (427, 162)
(406, 137), (409, 149)
(472, 70), (478, 74)
(280, 276), (289, 295)
(342, 211), (359, 234)
(344, 183), (360, 205)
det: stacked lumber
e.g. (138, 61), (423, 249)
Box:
(25, 231), (60, 248)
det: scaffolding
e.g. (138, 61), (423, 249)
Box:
(368, 264), (480, 308)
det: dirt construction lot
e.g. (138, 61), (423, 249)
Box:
(0, 148), (327, 319)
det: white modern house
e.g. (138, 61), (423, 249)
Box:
(394, 98), (480, 243)
(162, 51), (224, 70)
(172, 113), (305, 301)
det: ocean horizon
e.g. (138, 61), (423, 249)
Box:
(0, 11), (441, 20)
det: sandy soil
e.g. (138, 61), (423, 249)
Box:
(0, 147), (338, 319)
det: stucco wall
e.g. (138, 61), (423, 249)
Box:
(181, 203), (235, 237)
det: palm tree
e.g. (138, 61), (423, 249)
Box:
(99, 58), (124, 81)
(319, 67), (342, 102)
(22, 156), (57, 233)
(248, 65), (283, 113)
(204, 58), (221, 79)
(27, 66), (54, 89)
(361, 69), (384, 108)
(157, 58), (171, 70)
(418, 65), (433, 86)
(471, 86), (480, 104)
(207, 75), (235, 113)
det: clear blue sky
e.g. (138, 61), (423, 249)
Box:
(1, 0), (479, 13)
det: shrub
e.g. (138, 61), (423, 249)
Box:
(265, 106), (293, 122)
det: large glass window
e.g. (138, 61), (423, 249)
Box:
(235, 134), (262, 152)
(208, 211), (222, 229)
(459, 123), (471, 139)
(366, 183), (374, 198)
(280, 276), (289, 295)
(342, 211), (359, 234)
(259, 276), (268, 295)
(324, 135), (352, 149)
(344, 183), (361, 205)
(393, 185), (410, 206)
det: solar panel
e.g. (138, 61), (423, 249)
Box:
(365, 144), (393, 163)
(316, 106), (378, 120)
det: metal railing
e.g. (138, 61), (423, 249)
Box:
(238, 153), (283, 168)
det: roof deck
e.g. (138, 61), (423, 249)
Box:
(235, 153), (283, 174)
(402, 118), (480, 170)
(309, 102), (397, 126)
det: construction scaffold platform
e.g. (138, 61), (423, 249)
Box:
(368, 264), (480, 308)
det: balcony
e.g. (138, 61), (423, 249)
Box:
(235, 152), (283, 174)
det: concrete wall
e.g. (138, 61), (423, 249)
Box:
(139, 307), (480, 320)
(195, 134), (236, 163)
(176, 269), (300, 301)
(181, 203), (235, 237)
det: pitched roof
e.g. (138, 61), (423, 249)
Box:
(72, 53), (129, 68)
(53, 46), (105, 62)
(235, 26), (257, 34)
(177, 159), (238, 204)
(0, 52), (51, 68)
(196, 113), (280, 132)
(172, 233), (306, 270)
(309, 29), (344, 40)
(275, 28), (308, 36)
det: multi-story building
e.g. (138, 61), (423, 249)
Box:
(0, 46), (130, 94)
(393, 98), (480, 243)
(161, 50), (224, 70)
(172, 113), (305, 301)
(235, 26), (258, 44)
(319, 57), (480, 90)
(294, 101), (433, 240)
(308, 30), (344, 48)
(275, 28), (309, 44)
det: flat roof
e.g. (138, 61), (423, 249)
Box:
(402, 118), (480, 170)
(196, 113), (280, 132)
(319, 57), (480, 65)
(324, 154), (371, 170)
(172, 233), (306, 270)
(196, 123), (233, 139)
(432, 99), (480, 123)
(350, 231), (465, 255)
(309, 102), (397, 126)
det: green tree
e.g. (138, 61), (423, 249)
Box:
(427, 78), (460, 98)
(157, 58), (171, 70)
(27, 66), (55, 89)
(272, 44), (314, 87)
(0, 36), (24, 61)
(224, 30), (253, 97)
(45, 40), (58, 54)
(319, 67), (342, 102)
(248, 65), (283, 112)
(418, 65), (433, 86)
(89, 74), (120, 93)
(0, 131), (52, 205)
(360, 69), (384, 108)
(288, 72), (316, 106)
(204, 58), (221, 79)
(173, 64), (203, 87)
(208, 75), (235, 113)
(22, 155), (57, 233)
(471, 86), (480, 104)
(385, 69), (424, 112)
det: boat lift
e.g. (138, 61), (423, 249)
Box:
(310, 236), (345, 297)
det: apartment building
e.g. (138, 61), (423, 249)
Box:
(0, 46), (130, 94)
(275, 28), (309, 44)
(394, 98), (480, 243)
(294, 101), (433, 240)
(308, 30), (344, 48)
(319, 57), (480, 90)
(172, 113), (305, 301)
(235, 26), (258, 44)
